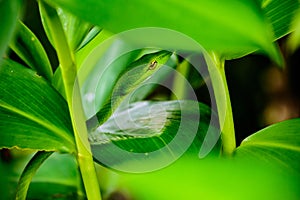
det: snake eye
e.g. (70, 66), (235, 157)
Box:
(148, 60), (158, 70)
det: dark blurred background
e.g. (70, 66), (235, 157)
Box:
(226, 41), (300, 145)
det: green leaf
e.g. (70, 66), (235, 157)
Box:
(57, 8), (93, 51)
(38, 1), (55, 49)
(89, 100), (221, 172)
(40, 2), (94, 52)
(0, 149), (34, 199)
(9, 21), (53, 81)
(262, 0), (300, 40)
(46, 0), (280, 61)
(1, 151), (81, 199)
(93, 50), (172, 125)
(77, 26), (102, 50)
(0, 59), (75, 153)
(76, 29), (113, 69)
(27, 153), (82, 199)
(15, 151), (53, 200)
(287, 8), (300, 53)
(234, 118), (300, 175)
(117, 157), (300, 200)
(0, 0), (22, 59)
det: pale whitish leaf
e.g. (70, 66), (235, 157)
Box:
(89, 100), (221, 171)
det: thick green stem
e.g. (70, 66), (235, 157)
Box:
(207, 53), (236, 156)
(39, 2), (102, 199)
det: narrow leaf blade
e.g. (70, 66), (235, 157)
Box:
(9, 21), (53, 81)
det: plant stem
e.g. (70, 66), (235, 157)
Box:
(171, 59), (190, 100)
(206, 52), (236, 156)
(39, 2), (102, 199)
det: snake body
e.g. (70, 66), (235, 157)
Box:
(87, 50), (172, 130)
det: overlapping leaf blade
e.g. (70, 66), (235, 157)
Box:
(0, 59), (75, 153)
(15, 151), (53, 200)
(27, 153), (81, 199)
(234, 118), (300, 175)
(57, 8), (93, 51)
(9, 21), (53, 81)
(0, 152), (81, 199)
(39, 2), (93, 52)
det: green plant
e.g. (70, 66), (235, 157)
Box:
(1, 0), (300, 199)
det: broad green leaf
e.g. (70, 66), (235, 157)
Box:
(117, 157), (300, 200)
(262, 0), (300, 40)
(0, 0), (22, 59)
(0, 59), (75, 153)
(93, 50), (172, 125)
(46, 0), (280, 61)
(89, 100), (221, 172)
(9, 21), (53, 81)
(16, 151), (53, 200)
(234, 118), (300, 175)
